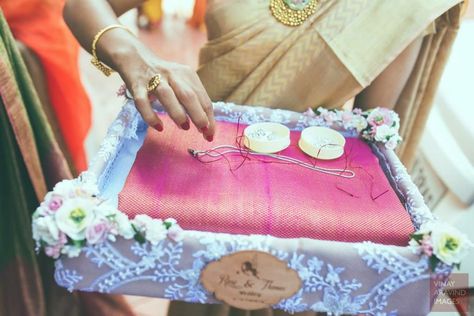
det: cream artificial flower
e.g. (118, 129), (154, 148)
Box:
(116, 212), (134, 239)
(94, 202), (117, 217)
(132, 214), (153, 232)
(55, 198), (95, 240)
(352, 115), (368, 132)
(145, 218), (168, 245)
(132, 215), (167, 245)
(374, 125), (394, 142)
(430, 223), (473, 265)
(32, 216), (60, 245)
(167, 224), (184, 242)
(78, 181), (100, 197)
(385, 135), (401, 150)
(53, 179), (76, 197)
(61, 245), (82, 258)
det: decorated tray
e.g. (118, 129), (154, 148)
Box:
(33, 100), (472, 315)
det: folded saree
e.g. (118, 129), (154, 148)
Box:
(118, 115), (414, 245)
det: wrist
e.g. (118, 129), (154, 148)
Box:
(109, 40), (142, 73)
(94, 27), (142, 74)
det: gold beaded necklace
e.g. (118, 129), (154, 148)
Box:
(270, 0), (319, 26)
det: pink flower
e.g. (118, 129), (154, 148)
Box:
(85, 217), (110, 245)
(304, 108), (316, 117)
(44, 232), (67, 259)
(167, 225), (184, 242)
(47, 195), (63, 212)
(45, 245), (62, 259)
(367, 108), (393, 127)
(421, 235), (434, 257)
(322, 111), (338, 124)
(342, 111), (353, 123)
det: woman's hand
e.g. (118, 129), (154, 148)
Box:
(63, 0), (215, 141)
(116, 42), (215, 141)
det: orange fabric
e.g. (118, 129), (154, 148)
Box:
(1, 0), (91, 172)
(188, 0), (207, 28)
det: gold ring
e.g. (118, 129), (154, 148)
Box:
(147, 74), (161, 92)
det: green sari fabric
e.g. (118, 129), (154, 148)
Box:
(0, 10), (134, 316)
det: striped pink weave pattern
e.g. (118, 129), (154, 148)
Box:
(118, 115), (414, 246)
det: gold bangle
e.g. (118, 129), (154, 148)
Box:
(91, 24), (134, 77)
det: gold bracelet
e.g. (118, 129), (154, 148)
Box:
(91, 24), (134, 77)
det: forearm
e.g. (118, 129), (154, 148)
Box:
(63, 0), (216, 140)
(63, 0), (144, 72)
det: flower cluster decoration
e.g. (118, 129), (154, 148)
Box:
(311, 107), (402, 150)
(32, 175), (183, 258)
(409, 221), (473, 270)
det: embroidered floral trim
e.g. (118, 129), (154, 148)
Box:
(32, 173), (183, 258)
(119, 86), (402, 150)
(409, 221), (473, 270)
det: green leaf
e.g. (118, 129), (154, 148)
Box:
(73, 239), (86, 248)
(163, 221), (172, 230)
(134, 233), (146, 244)
(409, 233), (423, 243)
(429, 256), (441, 271)
(131, 224), (146, 244)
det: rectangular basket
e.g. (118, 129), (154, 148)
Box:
(50, 100), (448, 315)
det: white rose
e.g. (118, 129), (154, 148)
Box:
(316, 107), (328, 115)
(417, 221), (436, 235)
(116, 212), (134, 239)
(61, 245), (82, 258)
(385, 135), (401, 150)
(374, 125), (393, 142)
(167, 225), (184, 242)
(79, 182), (100, 197)
(352, 115), (368, 132)
(431, 223), (474, 265)
(145, 219), (167, 245)
(133, 214), (153, 232)
(132, 215), (167, 244)
(53, 180), (76, 197)
(94, 203), (117, 217)
(33, 206), (49, 218)
(32, 216), (60, 245)
(392, 113), (400, 129)
(322, 111), (339, 124)
(55, 198), (95, 240)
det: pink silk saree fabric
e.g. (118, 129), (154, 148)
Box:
(118, 115), (414, 246)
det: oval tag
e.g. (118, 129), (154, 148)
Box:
(200, 251), (301, 310)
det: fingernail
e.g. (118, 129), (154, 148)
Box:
(206, 135), (214, 142)
(154, 124), (163, 132)
(181, 121), (190, 130)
